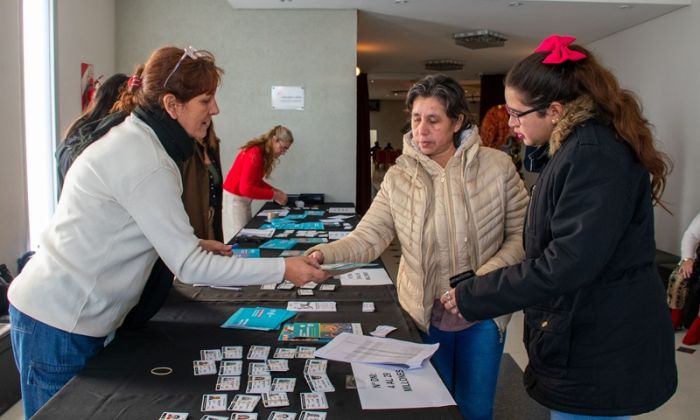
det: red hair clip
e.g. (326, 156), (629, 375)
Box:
(535, 35), (587, 64)
(127, 75), (142, 89)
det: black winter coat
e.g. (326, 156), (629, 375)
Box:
(455, 119), (677, 416)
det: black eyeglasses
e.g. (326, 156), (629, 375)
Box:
(163, 46), (203, 89)
(505, 104), (548, 125)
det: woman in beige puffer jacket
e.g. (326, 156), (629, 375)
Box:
(308, 74), (528, 419)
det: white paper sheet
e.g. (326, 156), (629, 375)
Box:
(257, 209), (290, 218)
(339, 268), (392, 286)
(328, 231), (350, 240)
(238, 228), (276, 238)
(314, 333), (438, 369)
(328, 207), (355, 214)
(286, 301), (337, 312)
(351, 362), (456, 409)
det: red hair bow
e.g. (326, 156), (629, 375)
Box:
(127, 75), (142, 89)
(534, 35), (587, 64)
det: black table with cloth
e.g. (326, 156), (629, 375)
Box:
(33, 203), (462, 420)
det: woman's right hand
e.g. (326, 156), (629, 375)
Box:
(273, 189), (288, 205)
(308, 250), (324, 264)
(283, 255), (330, 286)
(679, 259), (695, 279)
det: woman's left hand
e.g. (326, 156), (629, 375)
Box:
(440, 288), (463, 318)
(199, 240), (233, 256)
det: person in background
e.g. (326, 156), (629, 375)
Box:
(308, 74), (528, 419)
(442, 35), (676, 420)
(55, 73), (128, 194)
(7, 45), (328, 418)
(668, 212), (700, 344)
(222, 125), (293, 241)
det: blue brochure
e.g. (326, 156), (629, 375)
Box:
(221, 307), (297, 331)
(232, 248), (261, 258)
(260, 239), (299, 249)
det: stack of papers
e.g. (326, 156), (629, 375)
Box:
(221, 307), (296, 331)
(314, 332), (438, 369)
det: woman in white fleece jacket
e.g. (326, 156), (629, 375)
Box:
(308, 74), (528, 420)
(8, 45), (327, 419)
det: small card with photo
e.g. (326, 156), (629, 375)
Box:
(297, 289), (314, 296)
(369, 325), (397, 338)
(228, 394), (261, 412)
(215, 375), (240, 391)
(201, 394), (228, 412)
(248, 362), (271, 376)
(267, 359), (290, 372)
(261, 392), (290, 408)
(299, 412), (327, 420)
(318, 284), (336, 292)
(295, 346), (317, 359)
(247, 345), (271, 360)
(200, 415), (228, 420)
(261, 283), (278, 290)
(276, 281), (295, 290)
(300, 392), (329, 410)
(230, 414), (259, 420)
(303, 359), (327, 374)
(246, 375), (272, 394)
(219, 360), (243, 376)
(362, 302), (375, 312)
(159, 412), (188, 420)
(222, 346), (243, 359)
(304, 373), (335, 393)
(271, 377), (296, 393)
(193, 360), (217, 376)
(273, 347), (297, 359)
(300, 282), (318, 289)
(201, 349), (223, 361)
(345, 375), (356, 389)
(267, 412), (297, 420)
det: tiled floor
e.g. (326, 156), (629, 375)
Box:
(2, 243), (698, 420)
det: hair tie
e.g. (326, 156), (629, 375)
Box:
(534, 35), (587, 64)
(127, 75), (142, 89)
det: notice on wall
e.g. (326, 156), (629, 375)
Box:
(272, 85), (305, 110)
(351, 362), (456, 409)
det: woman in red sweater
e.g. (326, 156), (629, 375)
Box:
(222, 125), (293, 241)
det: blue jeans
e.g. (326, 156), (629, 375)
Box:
(551, 411), (630, 420)
(9, 305), (106, 419)
(421, 321), (505, 420)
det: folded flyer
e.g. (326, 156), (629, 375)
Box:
(221, 307), (296, 331)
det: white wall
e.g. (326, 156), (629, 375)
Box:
(590, 1), (699, 253)
(0, 0), (27, 276)
(55, 0), (116, 139)
(115, 0), (357, 204)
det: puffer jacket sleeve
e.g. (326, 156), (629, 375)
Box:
(476, 159), (528, 275)
(307, 173), (397, 263)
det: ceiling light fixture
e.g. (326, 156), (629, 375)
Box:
(424, 59), (464, 72)
(454, 30), (507, 50)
